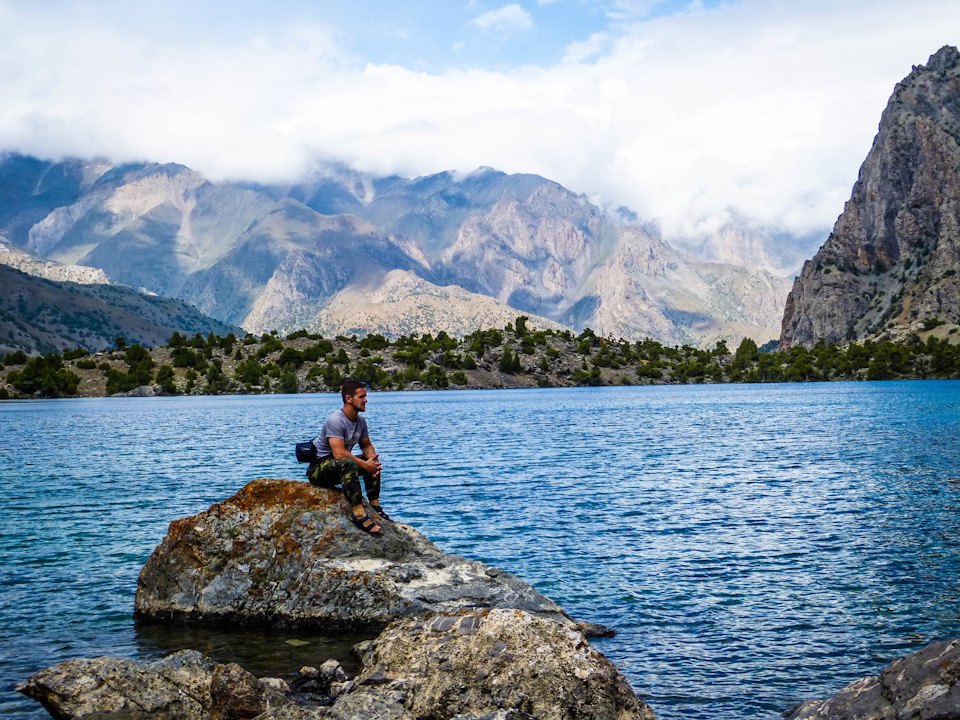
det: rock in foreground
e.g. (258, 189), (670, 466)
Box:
(26, 479), (653, 719)
(787, 638), (960, 719)
(16, 650), (292, 720)
(351, 608), (654, 720)
(18, 610), (654, 720)
(135, 479), (568, 631)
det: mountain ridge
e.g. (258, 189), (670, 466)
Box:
(0, 153), (792, 348)
(781, 45), (960, 348)
(0, 264), (237, 355)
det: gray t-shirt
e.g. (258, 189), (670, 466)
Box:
(314, 409), (369, 458)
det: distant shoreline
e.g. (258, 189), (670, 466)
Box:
(1, 321), (958, 400)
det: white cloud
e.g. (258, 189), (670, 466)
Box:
(469, 4), (534, 32)
(562, 31), (613, 63)
(0, 0), (958, 242)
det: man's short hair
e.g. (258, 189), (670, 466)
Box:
(341, 379), (366, 402)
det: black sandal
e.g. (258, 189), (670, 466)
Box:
(350, 513), (381, 534)
(370, 503), (393, 522)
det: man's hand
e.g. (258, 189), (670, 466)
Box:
(358, 453), (382, 478)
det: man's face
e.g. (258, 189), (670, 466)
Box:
(346, 387), (368, 412)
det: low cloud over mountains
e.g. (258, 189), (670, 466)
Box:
(0, 154), (792, 348)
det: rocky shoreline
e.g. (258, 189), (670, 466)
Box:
(16, 478), (960, 720)
(18, 479), (655, 720)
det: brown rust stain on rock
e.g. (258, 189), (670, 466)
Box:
(221, 479), (340, 516)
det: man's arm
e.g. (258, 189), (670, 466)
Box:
(329, 437), (381, 476)
(358, 436), (378, 460)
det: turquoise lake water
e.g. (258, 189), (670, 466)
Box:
(2, 382), (960, 719)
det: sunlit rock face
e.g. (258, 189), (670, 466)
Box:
(781, 45), (960, 349)
(350, 608), (656, 720)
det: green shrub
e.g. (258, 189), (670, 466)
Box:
(257, 336), (284, 357)
(2, 350), (27, 366)
(303, 340), (334, 361)
(155, 365), (177, 394)
(172, 348), (203, 368)
(423, 364), (449, 388)
(279, 369), (298, 394)
(9, 353), (81, 397)
(234, 358), (264, 385)
(498, 346), (521, 373)
(359, 334), (390, 351)
(277, 347), (305, 368)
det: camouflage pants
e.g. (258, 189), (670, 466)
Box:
(307, 456), (380, 506)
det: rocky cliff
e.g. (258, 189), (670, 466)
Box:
(0, 240), (110, 284)
(781, 46), (960, 348)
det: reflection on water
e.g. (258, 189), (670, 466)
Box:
(133, 622), (371, 678)
(3, 382), (960, 720)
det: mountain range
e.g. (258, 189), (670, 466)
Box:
(0, 154), (797, 350)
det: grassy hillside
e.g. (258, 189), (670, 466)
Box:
(0, 264), (238, 355)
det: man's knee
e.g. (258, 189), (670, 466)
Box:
(333, 458), (360, 481)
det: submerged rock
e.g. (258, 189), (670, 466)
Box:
(135, 479), (568, 630)
(786, 638), (960, 719)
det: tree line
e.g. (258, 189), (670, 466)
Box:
(1, 317), (958, 399)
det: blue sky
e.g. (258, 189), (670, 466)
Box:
(53, 0), (724, 71)
(0, 0), (957, 239)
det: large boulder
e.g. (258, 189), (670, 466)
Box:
(135, 479), (569, 631)
(341, 608), (655, 720)
(786, 638), (960, 719)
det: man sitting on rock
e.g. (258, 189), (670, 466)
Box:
(307, 379), (390, 535)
